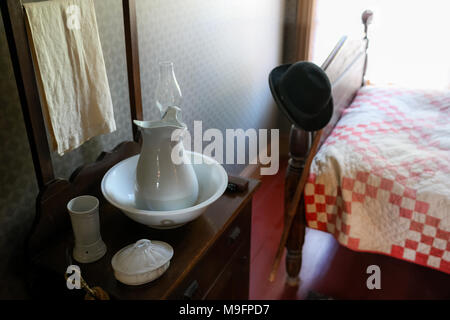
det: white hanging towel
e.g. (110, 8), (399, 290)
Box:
(24, 0), (116, 155)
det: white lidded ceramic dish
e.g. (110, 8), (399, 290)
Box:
(111, 239), (173, 286)
(101, 151), (228, 229)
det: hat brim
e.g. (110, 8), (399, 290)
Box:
(269, 64), (333, 132)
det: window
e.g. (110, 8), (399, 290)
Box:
(311, 0), (450, 89)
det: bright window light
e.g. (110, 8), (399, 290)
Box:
(311, 0), (450, 89)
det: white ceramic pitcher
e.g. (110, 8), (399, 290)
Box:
(134, 106), (199, 211)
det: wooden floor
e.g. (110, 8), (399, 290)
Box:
(249, 158), (450, 300)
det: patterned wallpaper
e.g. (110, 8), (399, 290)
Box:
(0, 0), (287, 298)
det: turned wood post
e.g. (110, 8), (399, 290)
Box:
(361, 10), (373, 85)
(284, 125), (311, 285)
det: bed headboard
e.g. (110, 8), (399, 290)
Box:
(320, 9), (373, 143)
(287, 10), (373, 167)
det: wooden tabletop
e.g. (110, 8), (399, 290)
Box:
(34, 178), (260, 299)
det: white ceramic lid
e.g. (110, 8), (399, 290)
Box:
(111, 239), (173, 276)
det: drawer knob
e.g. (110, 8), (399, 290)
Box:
(228, 226), (241, 244)
(183, 280), (199, 300)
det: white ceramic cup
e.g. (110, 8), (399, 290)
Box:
(67, 195), (107, 263)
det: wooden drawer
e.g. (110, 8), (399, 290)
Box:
(167, 203), (251, 300)
(204, 241), (250, 300)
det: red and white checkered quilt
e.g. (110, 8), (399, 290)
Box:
(304, 85), (450, 273)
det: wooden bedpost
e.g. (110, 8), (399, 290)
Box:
(284, 126), (311, 285)
(361, 10), (373, 85)
(282, 10), (373, 287)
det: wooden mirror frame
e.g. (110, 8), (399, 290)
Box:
(1, 0), (144, 265)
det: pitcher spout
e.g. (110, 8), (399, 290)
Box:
(133, 106), (185, 131)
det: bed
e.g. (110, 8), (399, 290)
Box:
(283, 10), (450, 284)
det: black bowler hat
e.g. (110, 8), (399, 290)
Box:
(269, 62), (333, 131)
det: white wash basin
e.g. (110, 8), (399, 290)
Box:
(101, 152), (228, 229)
